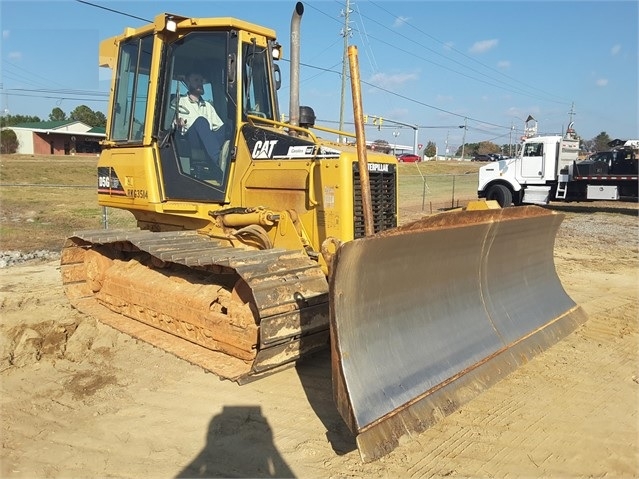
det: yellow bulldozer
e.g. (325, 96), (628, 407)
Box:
(61, 3), (587, 462)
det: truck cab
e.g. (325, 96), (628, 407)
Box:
(478, 133), (579, 206)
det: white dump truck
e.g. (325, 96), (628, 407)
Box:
(478, 126), (638, 206)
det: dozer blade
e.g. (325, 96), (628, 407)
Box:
(329, 205), (588, 462)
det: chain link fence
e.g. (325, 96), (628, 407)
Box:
(100, 206), (138, 230)
(68, 171), (482, 229)
(398, 172), (479, 221)
(0, 171), (479, 252)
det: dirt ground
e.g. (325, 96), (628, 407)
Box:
(1, 204), (637, 478)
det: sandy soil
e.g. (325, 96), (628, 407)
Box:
(1, 206), (637, 478)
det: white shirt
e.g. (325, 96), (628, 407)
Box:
(178, 95), (223, 132)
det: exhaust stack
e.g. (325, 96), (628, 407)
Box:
(289, 2), (304, 135)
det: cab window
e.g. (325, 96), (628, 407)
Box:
(110, 34), (152, 142)
(242, 42), (274, 120)
(523, 142), (543, 157)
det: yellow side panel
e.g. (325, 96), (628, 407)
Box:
(97, 148), (163, 210)
(243, 166), (310, 213)
(316, 160), (356, 241)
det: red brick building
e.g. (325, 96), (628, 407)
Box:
(6, 120), (105, 156)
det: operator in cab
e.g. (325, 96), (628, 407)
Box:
(177, 71), (225, 172)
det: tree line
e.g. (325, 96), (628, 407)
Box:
(0, 105), (106, 129)
(0, 105), (625, 157)
(1, 106), (107, 153)
(450, 131), (618, 159)
(370, 131), (620, 160)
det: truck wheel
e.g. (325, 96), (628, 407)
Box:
(486, 184), (513, 207)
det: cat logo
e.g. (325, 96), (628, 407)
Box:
(252, 140), (278, 159)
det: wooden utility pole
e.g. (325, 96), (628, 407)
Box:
(460, 118), (467, 160)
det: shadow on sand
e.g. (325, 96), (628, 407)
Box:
(295, 348), (357, 456)
(176, 405), (295, 478)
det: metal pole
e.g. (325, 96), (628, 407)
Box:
(445, 130), (449, 160)
(348, 45), (374, 237)
(509, 123), (513, 156)
(422, 179), (427, 211)
(338, 0), (351, 143)
(451, 175), (456, 209)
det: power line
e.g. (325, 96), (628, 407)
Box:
(5, 88), (108, 98)
(6, 2), (567, 142)
(369, 33), (567, 105)
(353, 3), (380, 77)
(366, 1), (569, 104)
(1, 91), (107, 103)
(302, 2), (567, 141)
(1, 0), (151, 116)
(311, 2), (586, 144)
(351, 9), (568, 105)
(293, 58), (514, 132)
(74, 0), (151, 23)
(2, 60), (67, 89)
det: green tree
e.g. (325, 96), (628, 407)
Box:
(455, 141), (501, 157)
(581, 139), (594, 153)
(70, 105), (97, 126)
(424, 141), (436, 158)
(457, 142), (480, 157)
(49, 107), (67, 121)
(0, 114), (42, 128)
(477, 141), (501, 155)
(0, 129), (19, 153)
(592, 132), (611, 152)
(501, 143), (517, 157)
(69, 105), (107, 128)
(94, 111), (107, 127)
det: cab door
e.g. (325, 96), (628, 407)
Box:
(157, 31), (237, 202)
(520, 141), (544, 181)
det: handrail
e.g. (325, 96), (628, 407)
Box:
(245, 114), (356, 143)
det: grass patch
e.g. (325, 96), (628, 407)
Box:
(398, 164), (479, 212)
(399, 159), (481, 176)
(0, 154), (98, 185)
(0, 154), (480, 252)
(0, 154), (137, 245)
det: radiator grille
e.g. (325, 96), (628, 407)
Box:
(353, 163), (397, 238)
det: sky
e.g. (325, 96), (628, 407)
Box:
(1, 0), (637, 153)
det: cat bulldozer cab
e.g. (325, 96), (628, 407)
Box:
(61, 3), (587, 462)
